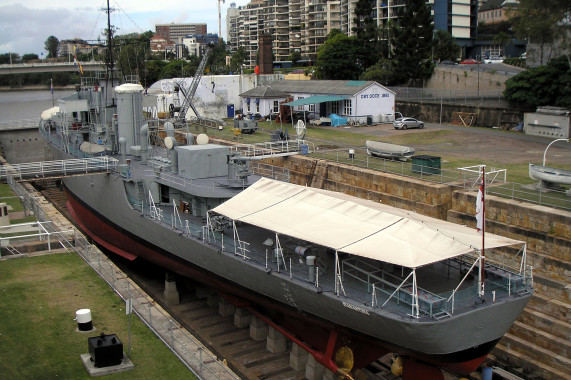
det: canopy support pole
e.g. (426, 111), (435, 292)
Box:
(334, 251), (345, 297)
(274, 232), (287, 273)
(381, 270), (414, 308)
(412, 269), (419, 318)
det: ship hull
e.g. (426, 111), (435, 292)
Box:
(59, 165), (530, 374)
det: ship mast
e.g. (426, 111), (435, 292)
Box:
(103, 0), (115, 105)
(479, 166), (486, 298)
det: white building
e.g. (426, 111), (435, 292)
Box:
(239, 80), (396, 123)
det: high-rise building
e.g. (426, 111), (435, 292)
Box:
(227, 0), (478, 69)
(155, 23), (208, 45)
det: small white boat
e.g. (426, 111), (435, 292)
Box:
(366, 140), (415, 161)
(529, 163), (571, 186)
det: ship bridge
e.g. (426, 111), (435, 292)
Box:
(0, 157), (118, 182)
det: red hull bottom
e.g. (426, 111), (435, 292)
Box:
(65, 189), (489, 377)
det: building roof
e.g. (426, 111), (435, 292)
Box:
(266, 79), (393, 96)
(282, 95), (348, 106)
(239, 85), (290, 98)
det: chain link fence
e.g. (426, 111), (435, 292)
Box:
(313, 148), (571, 211)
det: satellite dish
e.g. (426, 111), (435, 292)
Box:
(164, 136), (176, 150)
(296, 119), (306, 139)
(196, 133), (209, 145)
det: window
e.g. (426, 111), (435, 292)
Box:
(297, 96), (304, 110)
(256, 101), (260, 113)
(273, 100), (279, 113)
(343, 99), (352, 115)
(309, 103), (315, 112)
(332, 101), (339, 114)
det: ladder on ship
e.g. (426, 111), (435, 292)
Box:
(0, 157), (119, 181)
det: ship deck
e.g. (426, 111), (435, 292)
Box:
(121, 153), (531, 322)
(39, 127), (532, 322)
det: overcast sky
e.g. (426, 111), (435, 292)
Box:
(0, 0), (250, 57)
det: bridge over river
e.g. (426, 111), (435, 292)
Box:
(0, 61), (105, 75)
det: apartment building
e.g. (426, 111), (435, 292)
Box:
(228, 0), (478, 69)
(155, 23), (208, 45)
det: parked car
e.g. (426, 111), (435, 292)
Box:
(460, 59), (481, 64)
(484, 57), (504, 64)
(393, 117), (424, 130)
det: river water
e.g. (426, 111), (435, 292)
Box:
(0, 90), (74, 122)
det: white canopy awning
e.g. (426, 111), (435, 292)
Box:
(212, 178), (522, 268)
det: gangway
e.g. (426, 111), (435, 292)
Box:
(0, 156), (119, 181)
(229, 140), (315, 160)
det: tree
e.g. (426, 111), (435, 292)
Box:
(352, 0), (381, 69)
(315, 30), (363, 80)
(288, 50), (302, 66)
(21, 54), (39, 63)
(0, 53), (20, 64)
(432, 30), (460, 62)
(360, 58), (399, 85)
(44, 36), (59, 58)
(117, 43), (145, 78)
(390, 0), (434, 86)
(493, 31), (510, 56)
(503, 55), (571, 108)
(208, 41), (231, 75)
(230, 46), (248, 73)
(509, 0), (570, 65)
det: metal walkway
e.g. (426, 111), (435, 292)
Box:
(0, 156), (119, 181)
(230, 139), (315, 159)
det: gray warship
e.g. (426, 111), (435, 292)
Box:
(37, 19), (532, 380)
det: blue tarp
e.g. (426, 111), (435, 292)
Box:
(330, 114), (347, 127)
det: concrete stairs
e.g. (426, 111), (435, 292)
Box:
(309, 160), (328, 189)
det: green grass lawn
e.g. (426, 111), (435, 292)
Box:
(0, 253), (194, 380)
(214, 119), (547, 184)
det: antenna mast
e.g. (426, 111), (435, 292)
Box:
(103, 0), (115, 104)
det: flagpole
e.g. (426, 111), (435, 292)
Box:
(50, 78), (54, 106)
(480, 165), (486, 297)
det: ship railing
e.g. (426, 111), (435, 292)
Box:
(441, 255), (532, 314)
(342, 257), (446, 318)
(146, 169), (251, 193)
(0, 156), (119, 180)
(229, 139), (314, 158)
(250, 162), (291, 182)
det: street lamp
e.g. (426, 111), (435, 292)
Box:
(543, 138), (569, 166)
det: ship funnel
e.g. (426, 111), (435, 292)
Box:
(115, 83), (144, 154)
(140, 123), (149, 165)
(118, 137), (127, 164)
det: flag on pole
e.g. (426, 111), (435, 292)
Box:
(475, 183), (484, 233)
(73, 56), (84, 75)
(73, 46), (83, 75)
